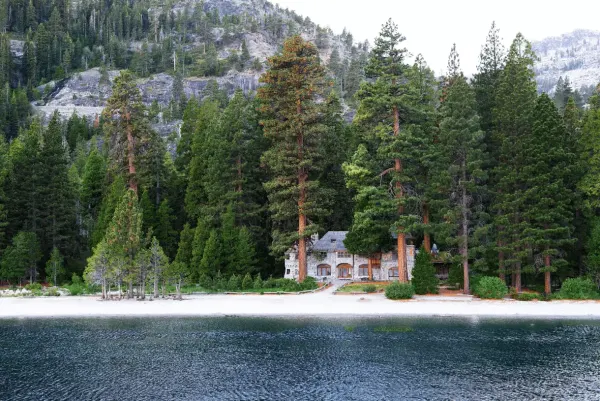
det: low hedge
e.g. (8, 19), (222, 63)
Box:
(514, 292), (541, 301)
(385, 282), (414, 300)
(473, 276), (508, 299)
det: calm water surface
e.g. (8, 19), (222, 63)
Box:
(1, 317), (600, 400)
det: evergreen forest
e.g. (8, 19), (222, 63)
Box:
(0, 0), (599, 298)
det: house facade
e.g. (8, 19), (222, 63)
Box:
(284, 231), (415, 282)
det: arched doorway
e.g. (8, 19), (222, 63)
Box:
(337, 263), (353, 279)
(316, 264), (331, 276)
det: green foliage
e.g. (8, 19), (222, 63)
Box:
(25, 282), (42, 291)
(258, 35), (331, 258)
(448, 263), (464, 289)
(241, 272), (253, 290)
(45, 247), (65, 287)
(555, 277), (598, 300)
(227, 274), (241, 291)
(385, 282), (415, 300)
(253, 274), (263, 290)
(363, 284), (377, 293)
(473, 276), (508, 299)
(514, 292), (541, 301)
(411, 250), (439, 295)
(199, 274), (213, 290)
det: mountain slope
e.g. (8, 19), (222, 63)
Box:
(533, 29), (600, 95)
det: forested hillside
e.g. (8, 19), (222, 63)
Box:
(0, 0), (599, 298)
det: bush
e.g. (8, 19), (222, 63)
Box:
(448, 263), (464, 290)
(385, 282), (415, 300)
(253, 274), (263, 290)
(71, 274), (83, 285)
(300, 276), (318, 291)
(241, 273), (253, 290)
(514, 292), (541, 301)
(25, 283), (42, 291)
(199, 274), (213, 290)
(556, 277), (598, 300)
(45, 287), (60, 297)
(473, 276), (508, 299)
(363, 285), (377, 293)
(227, 274), (241, 291)
(65, 284), (84, 296)
(265, 276), (277, 289)
(411, 250), (439, 294)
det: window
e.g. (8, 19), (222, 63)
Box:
(337, 264), (352, 278)
(388, 268), (399, 278)
(286, 269), (291, 275)
(358, 264), (369, 276)
(337, 251), (351, 258)
(317, 264), (332, 276)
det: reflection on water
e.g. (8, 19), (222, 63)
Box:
(1, 317), (599, 400)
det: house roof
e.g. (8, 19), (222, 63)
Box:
(312, 231), (349, 252)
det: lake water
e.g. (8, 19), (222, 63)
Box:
(1, 317), (599, 400)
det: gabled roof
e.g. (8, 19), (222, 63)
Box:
(312, 231), (348, 252)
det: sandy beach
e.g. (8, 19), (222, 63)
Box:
(2, 286), (600, 319)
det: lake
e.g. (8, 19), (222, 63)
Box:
(1, 317), (599, 400)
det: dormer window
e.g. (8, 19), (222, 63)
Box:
(337, 251), (351, 258)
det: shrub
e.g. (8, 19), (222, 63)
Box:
(363, 285), (377, 293)
(71, 274), (83, 285)
(448, 263), (464, 290)
(411, 250), (438, 294)
(253, 274), (263, 290)
(25, 283), (42, 291)
(265, 276), (276, 289)
(556, 277), (598, 300)
(45, 287), (60, 297)
(385, 282), (415, 300)
(241, 273), (253, 290)
(199, 274), (213, 290)
(300, 276), (318, 291)
(473, 276), (508, 299)
(514, 292), (541, 301)
(65, 284), (84, 296)
(227, 274), (241, 291)
(282, 279), (300, 292)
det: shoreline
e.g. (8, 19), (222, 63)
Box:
(2, 292), (600, 319)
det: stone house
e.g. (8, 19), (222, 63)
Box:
(284, 231), (415, 282)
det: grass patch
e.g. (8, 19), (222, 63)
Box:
(337, 283), (389, 293)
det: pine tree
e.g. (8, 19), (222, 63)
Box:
(84, 240), (111, 299)
(1, 231), (41, 285)
(257, 35), (331, 282)
(521, 94), (576, 294)
(39, 111), (78, 262)
(411, 249), (438, 295)
(81, 148), (106, 241)
(352, 19), (417, 282)
(104, 189), (142, 298)
(102, 70), (156, 194)
(191, 217), (209, 277)
(492, 33), (538, 293)
(433, 46), (486, 294)
(235, 226), (256, 274)
(45, 247), (65, 286)
(200, 229), (221, 277)
(149, 236), (169, 297)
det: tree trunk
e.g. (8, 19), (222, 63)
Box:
(368, 258), (372, 281)
(423, 203), (431, 253)
(297, 99), (307, 283)
(125, 111), (138, 194)
(177, 278), (182, 300)
(514, 259), (522, 293)
(393, 105), (407, 282)
(128, 281), (133, 299)
(544, 254), (551, 295)
(153, 268), (159, 298)
(102, 277), (106, 300)
(461, 161), (470, 295)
